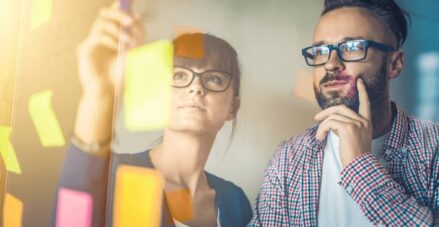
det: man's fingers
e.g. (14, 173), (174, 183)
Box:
(316, 119), (345, 141)
(357, 78), (371, 121)
(315, 105), (363, 122)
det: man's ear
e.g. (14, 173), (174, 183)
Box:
(226, 96), (240, 121)
(388, 51), (404, 79)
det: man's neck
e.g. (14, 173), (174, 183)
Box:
(371, 100), (394, 139)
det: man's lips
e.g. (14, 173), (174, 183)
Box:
(322, 80), (349, 89)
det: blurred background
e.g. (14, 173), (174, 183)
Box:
(0, 0), (438, 226)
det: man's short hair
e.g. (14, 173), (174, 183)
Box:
(322, 0), (410, 49)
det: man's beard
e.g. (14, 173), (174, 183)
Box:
(314, 61), (389, 113)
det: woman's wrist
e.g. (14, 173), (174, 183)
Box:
(74, 89), (115, 144)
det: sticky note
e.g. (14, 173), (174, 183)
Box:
(174, 32), (204, 59)
(30, 0), (53, 29)
(56, 188), (93, 227)
(113, 165), (164, 227)
(29, 90), (65, 147)
(0, 126), (21, 174)
(3, 193), (23, 227)
(124, 40), (173, 132)
(165, 189), (194, 223)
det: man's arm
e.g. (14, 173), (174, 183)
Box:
(248, 142), (290, 226)
(340, 152), (438, 226)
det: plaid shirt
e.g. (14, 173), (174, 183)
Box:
(249, 103), (439, 226)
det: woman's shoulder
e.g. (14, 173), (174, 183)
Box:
(205, 172), (242, 194)
(205, 172), (253, 225)
(205, 172), (251, 209)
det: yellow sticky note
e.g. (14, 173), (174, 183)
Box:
(30, 0), (53, 29)
(124, 40), (173, 132)
(3, 193), (23, 227)
(29, 90), (65, 147)
(0, 126), (21, 174)
(113, 165), (164, 227)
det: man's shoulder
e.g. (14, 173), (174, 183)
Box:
(280, 124), (319, 151)
(271, 124), (319, 165)
(407, 115), (439, 151)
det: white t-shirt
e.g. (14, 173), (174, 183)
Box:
(317, 130), (388, 227)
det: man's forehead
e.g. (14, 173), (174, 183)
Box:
(312, 7), (386, 45)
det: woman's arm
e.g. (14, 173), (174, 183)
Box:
(51, 1), (144, 226)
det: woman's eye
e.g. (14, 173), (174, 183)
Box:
(207, 75), (224, 84)
(173, 72), (187, 80)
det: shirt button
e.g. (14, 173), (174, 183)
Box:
(385, 149), (392, 156)
(346, 185), (354, 194)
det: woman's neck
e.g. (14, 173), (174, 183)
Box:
(150, 129), (216, 194)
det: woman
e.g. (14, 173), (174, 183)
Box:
(52, 1), (252, 227)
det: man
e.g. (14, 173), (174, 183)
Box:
(249, 0), (438, 226)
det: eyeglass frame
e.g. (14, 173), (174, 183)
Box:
(301, 39), (396, 66)
(171, 65), (233, 92)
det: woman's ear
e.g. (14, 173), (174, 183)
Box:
(388, 51), (404, 79)
(226, 96), (240, 121)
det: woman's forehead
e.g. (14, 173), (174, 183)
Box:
(174, 56), (232, 73)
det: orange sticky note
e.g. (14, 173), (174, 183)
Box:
(124, 40), (173, 132)
(0, 126), (21, 174)
(174, 32), (204, 59)
(3, 193), (23, 227)
(113, 165), (164, 227)
(29, 90), (66, 147)
(165, 189), (194, 223)
(30, 0), (53, 29)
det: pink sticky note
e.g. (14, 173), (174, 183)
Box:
(56, 188), (93, 227)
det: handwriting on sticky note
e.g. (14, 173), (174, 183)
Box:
(3, 193), (23, 227)
(124, 40), (173, 132)
(114, 165), (164, 227)
(30, 0), (53, 29)
(56, 188), (93, 227)
(29, 90), (65, 147)
(0, 126), (21, 174)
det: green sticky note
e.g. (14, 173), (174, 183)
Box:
(30, 0), (53, 29)
(124, 40), (173, 132)
(29, 90), (65, 147)
(0, 126), (21, 174)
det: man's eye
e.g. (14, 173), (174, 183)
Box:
(344, 41), (364, 52)
(313, 47), (329, 56)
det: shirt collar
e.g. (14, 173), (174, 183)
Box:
(382, 102), (410, 155)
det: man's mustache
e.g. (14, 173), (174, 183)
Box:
(320, 72), (352, 85)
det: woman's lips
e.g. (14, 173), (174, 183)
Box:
(178, 104), (206, 111)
